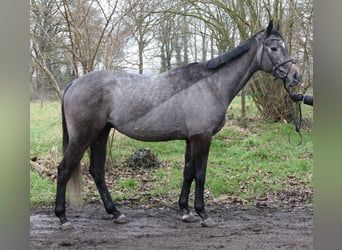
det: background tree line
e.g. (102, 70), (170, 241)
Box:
(30, 0), (313, 122)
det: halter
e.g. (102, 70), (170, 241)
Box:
(259, 38), (297, 82)
(273, 58), (297, 81)
(259, 37), (303, 145)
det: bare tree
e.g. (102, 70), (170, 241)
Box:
(125, 0), (157, 74)
(57, 0), (131, 75)
(155, 2), (178, 72)
(31, 35), (63, 100)
(30, 0), (134, 99)
(31, 0), (68, 100)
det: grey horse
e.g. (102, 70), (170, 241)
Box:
(55, 20), (301, 229)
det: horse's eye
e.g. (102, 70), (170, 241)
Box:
(271, 47), (278, 52)
(279, 69), (286, 75)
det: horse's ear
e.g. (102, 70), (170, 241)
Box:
(266, 19), (273, 36)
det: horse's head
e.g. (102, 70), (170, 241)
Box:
(258, 20), (301, 88)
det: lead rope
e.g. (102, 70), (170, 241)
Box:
(283, 81), (303, 145)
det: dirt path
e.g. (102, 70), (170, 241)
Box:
(30, 203), (312, 249)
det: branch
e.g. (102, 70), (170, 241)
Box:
(31, 36), (63, 101)
(89, 0), (120, 70)
(61, 0), (81, 77)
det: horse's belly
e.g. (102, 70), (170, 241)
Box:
(115, 122), (186, 142)
(113, 110), (187, 142)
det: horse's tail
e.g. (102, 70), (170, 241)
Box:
(62, 82), (83, 207)
(61, 95), (69, 155)
(66, 163), (83, 207)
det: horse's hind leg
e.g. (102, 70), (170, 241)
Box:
(55, 143), (86, 228)
(89, 126), (127, 224)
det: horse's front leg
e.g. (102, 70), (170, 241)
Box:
(179, 140), (198, 222)
(190, 133), (217, 227)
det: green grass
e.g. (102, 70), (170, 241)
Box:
(30, 171), (56, 206)
(117, 177), (138, 190)
(206, 123), (313, 200)
(30, 101), (62, 158)
(30, 97), (313, 206)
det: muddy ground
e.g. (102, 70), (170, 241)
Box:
(30, 202), (312, 249)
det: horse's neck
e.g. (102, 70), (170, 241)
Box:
(215, 42), (259, 105)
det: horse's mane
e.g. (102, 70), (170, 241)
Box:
(168, 28), (283, 73)
(206, 41), (252, 70)
(205, 28), (283, 70)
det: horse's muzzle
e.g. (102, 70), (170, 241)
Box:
(286, 63), (301, 87)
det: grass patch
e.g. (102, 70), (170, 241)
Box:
(206, 122), (313, 204)
(117, 177), (138, 190)
(30, 101), (62, 159)
(30, 170), (56, 206)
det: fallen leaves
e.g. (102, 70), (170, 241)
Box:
(213, 195), (247, 206)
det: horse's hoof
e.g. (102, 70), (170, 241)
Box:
(201, 217), (217, 227)
(60, 221), (73, 230)
(114, 214), (128, 224)
(182, 212), (199, 223)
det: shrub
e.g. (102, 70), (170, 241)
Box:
(124, 148), (161, 170)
